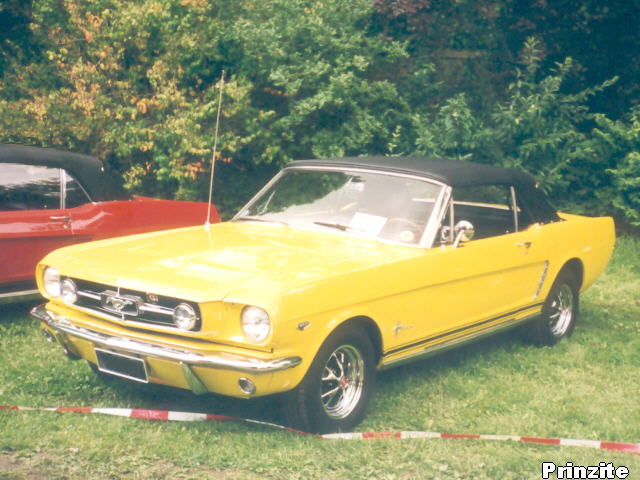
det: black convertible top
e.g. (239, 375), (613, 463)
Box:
(288, 156), (560, 223)
(0, 144), (129, 201)
(288, 156), (537, 188)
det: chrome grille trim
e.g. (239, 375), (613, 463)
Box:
(67, 277), (201, 331)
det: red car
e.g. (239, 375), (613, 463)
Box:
(0, 145), (219, 303)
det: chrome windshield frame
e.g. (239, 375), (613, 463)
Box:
(233, 165), (451, 249)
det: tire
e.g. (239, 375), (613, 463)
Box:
(527, 269), (579, 346)
(286, 324), (376, 434)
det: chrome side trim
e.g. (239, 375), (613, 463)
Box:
(535, 261), (550, 299)
(31, 305), (301, 374)
(380, 312), (539, 371)
(510, 185), (519, 232)
(0, 289), (40, 304)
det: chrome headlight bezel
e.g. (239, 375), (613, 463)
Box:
(173, 303), (198, 331)
(241, 306), (271, 343)
(60, 278), (78, 304)
(43, 267), (61, 298)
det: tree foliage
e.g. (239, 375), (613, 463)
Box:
(0, 0), (416, 214)
(0, 0), (638, 226)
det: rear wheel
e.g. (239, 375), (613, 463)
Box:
(286, 324), (376, 434)
(527, 270), (579, 346)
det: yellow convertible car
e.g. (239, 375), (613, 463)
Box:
(31, 157), (615, 433)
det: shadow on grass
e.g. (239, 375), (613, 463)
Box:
(377, 326), (531, 390)
(81, 326), (534, 430)
(92, 374), (287, 426)
(0, 300), (41, 320)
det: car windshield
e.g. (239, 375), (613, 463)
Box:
(235, 168), (443, 245)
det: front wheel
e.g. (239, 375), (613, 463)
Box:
(527, 270), (579, 346)
(286, 324), (376, 434)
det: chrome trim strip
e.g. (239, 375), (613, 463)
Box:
(79, 289), (174, 317)
(384, 302), (543, 357)
(73, 281), (196, 328)
(78, 290), (100, 300)
(380, 311), (539, 370)
(31, 305), (301, 374)
(139, 303), (174, 315)
(510, 185), (519, 232)
(535, 260), (550, 299)
(0, 289), (40, 304)
(70, 303), (184, 334)
(60, 168), (67, 209)
(287, 165), (448, 188)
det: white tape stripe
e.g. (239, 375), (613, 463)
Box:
(400, 432), (442, 439)
(322, 433), (364, 440)
(559, 438), (602, 449)
(92, 408), (133, 417)
(167, 412), (208, 422)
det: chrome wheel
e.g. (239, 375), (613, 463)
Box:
(548, 283), (574, 337)
(321, 345), (365, 419)
(526, 270), (579, 346)
(287, 325), (375, 433)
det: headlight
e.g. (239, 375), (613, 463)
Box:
(61, 278), (77, 304)
(241, 306), (271, 343)
(43, 267), (61, 297)
(173, 303), (198, 330)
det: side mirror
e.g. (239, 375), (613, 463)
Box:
(453, 220), (475, 248)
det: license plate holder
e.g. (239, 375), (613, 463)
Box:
(95, 348), (149, 383)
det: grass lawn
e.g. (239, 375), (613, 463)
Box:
(1, 237), (638, 479)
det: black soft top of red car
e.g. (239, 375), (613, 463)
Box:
(0, 144), (130, 202)
(288, 156), (560, 224)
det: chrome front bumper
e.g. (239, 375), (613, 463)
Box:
(31, 304), (302, 374)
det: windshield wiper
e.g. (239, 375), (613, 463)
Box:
(234, 215), (289, 226)
(313, 221), (358, 232)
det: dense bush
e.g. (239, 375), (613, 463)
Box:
(0, 0), (638, 225)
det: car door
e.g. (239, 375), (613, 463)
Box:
(385, 184), (547, 359)
(0, 163), (79, 287)
(442, 184), (546, 324)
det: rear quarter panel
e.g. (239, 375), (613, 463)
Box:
(540, 214), (615, 295)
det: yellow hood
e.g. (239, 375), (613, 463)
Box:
(41, 222), (419, 308)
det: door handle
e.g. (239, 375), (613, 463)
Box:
(50, 215), (72, 229)
(515, 241), (532, 248)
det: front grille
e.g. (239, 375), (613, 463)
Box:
(69, 277), (201, 331)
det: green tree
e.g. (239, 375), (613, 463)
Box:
(0, 0), (415, 216)
(411, 38), (638, 226)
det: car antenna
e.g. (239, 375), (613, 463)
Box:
(205, 70), (225, 231)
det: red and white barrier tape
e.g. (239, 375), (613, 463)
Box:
(2, 405), (638, 455)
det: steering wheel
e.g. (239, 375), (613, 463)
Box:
(384, 217), (422, 243)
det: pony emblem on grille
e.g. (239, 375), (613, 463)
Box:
(100, 290), (142, 316)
